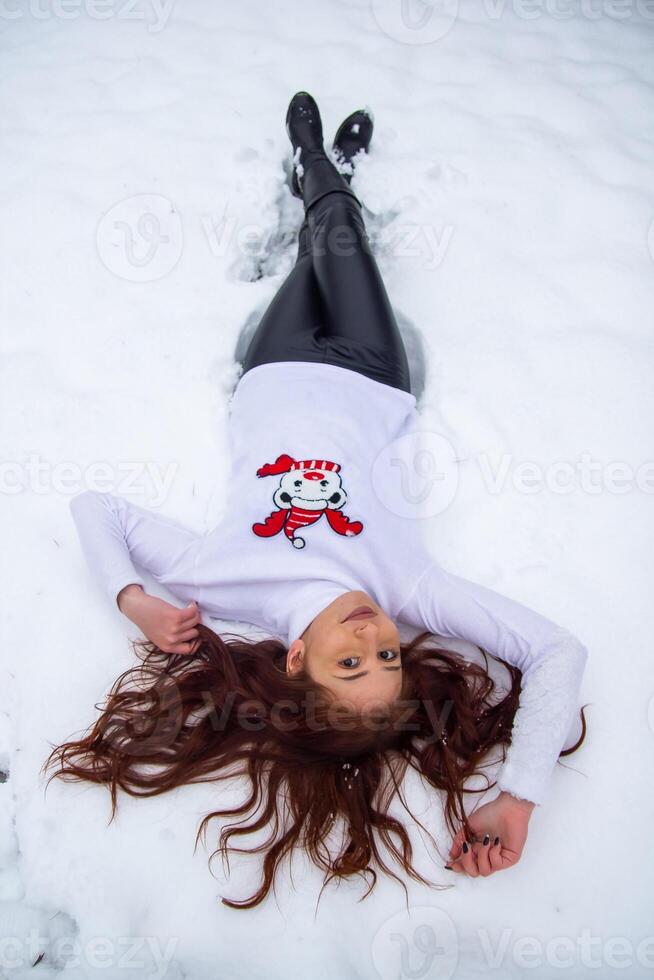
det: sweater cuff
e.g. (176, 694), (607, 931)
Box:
(110, 575), (146, 610)
(497, 761), (550, 806)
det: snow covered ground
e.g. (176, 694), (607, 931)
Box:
(2, 0), (654, 977)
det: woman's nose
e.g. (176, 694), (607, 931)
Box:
(355, 620), (378, 640)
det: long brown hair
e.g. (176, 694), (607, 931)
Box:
(42, 623), (587, 909)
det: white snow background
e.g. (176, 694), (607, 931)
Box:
(1, 0), (654, 977)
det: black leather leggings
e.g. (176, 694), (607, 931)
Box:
(240, 152), (411, 393)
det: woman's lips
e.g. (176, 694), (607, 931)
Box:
(342, 605), (376, 623)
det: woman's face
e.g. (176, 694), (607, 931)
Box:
(286, 590), (402, 708)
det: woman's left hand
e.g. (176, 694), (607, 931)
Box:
(445, 791), (536, 877)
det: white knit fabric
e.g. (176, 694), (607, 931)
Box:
(69, 360), (588, 805)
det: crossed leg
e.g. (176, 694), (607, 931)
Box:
(241, 156), (411, 393)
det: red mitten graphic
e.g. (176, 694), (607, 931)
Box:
(252, 509), (287, 538)
(324, 508), (363, 537)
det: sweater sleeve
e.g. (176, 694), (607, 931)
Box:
(69, 490), (203, 608)
(396, 563), (589, 805)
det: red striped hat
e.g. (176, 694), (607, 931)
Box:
(256, 454), (340, 478)
(290, 459), (340, 473)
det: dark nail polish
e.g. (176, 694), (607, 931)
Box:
(494, 836), (500, 846)
(462, 841), (469, 853)
(444, 865), (452, 870)
(483, 834), (490, 846)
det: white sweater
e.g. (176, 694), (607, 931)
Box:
(69, 361), (588, 805)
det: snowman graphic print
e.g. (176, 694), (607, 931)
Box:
(252, 453), (364, 549)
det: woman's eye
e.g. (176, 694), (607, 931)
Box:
(379, 649), (399, 661)
(338, 657), (360, 669)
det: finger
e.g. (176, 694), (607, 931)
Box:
(489, 837), (504, 871)
(499, 847), (520, 870)
(458, 841), (479, 877)
(174, 616), (201, 634)
(166, 639), (202, 656)
(473, 835), (493, 877)
(175, 627), (200, 642)
(177, 604), (201, 624)
(169, 614), (201, 637)
(448, 828), (466, 860)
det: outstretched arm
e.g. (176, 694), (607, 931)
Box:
(398, 562), (589, 806)
(397, 562), (589, 875)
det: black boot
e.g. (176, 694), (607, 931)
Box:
(332, 108), (374, 182)
(286, 92), (360, 210)
(286, 91), (324, 199)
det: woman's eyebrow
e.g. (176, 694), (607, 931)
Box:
(332, 666), (402, 681)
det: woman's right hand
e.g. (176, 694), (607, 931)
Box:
(117, 585), (202, 654)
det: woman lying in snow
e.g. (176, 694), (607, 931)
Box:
(44, 92), (589, 910)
